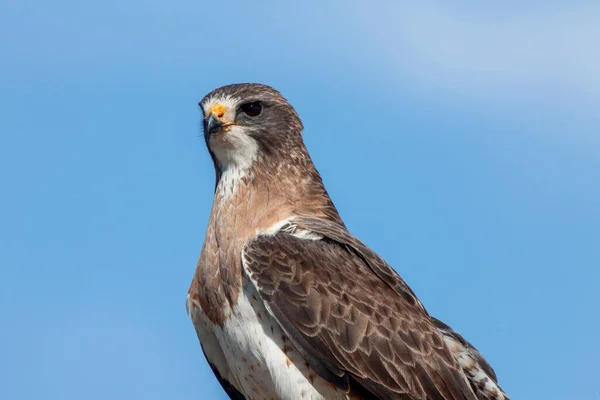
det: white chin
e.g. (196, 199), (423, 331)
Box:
(210, 125), (259, 171)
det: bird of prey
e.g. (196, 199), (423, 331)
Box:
(187, 83), (508, 400)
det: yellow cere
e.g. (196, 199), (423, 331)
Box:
(208, 104), (226, 119)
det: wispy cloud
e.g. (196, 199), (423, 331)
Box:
(351, 2), (600, 105)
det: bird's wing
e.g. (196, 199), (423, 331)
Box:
(432, 318), (509, 400)
(241, 216), (478, 400)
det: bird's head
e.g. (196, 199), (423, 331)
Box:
(199, 83), (304, 174)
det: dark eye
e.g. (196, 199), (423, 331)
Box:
(239, 101), (262, 117)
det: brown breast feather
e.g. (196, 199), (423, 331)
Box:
(188, 159), (341, 326)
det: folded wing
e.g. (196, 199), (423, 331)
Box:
(242, 217), (479, 400)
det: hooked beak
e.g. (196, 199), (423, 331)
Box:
(203, 103), (227, 142)
(205, 113), (223, 138)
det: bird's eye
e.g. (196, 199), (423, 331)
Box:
(240, 102), (262, 117)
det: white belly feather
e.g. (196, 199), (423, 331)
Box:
(219, 275), (345, 400)
(189, 274), (345, 400)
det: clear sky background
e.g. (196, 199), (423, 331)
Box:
(1, 1), (599, 399)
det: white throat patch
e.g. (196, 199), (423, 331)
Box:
(210, 124), (259, 171)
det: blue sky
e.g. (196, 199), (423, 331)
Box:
(1, 1), (599, 399)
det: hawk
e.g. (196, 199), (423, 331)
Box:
(187, 83), (508, 400)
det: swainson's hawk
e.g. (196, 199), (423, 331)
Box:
(187, 83), (508, 400)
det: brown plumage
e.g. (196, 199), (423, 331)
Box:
(187, 83), (508, 400)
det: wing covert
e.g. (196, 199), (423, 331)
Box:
(242, 218), (477, 400)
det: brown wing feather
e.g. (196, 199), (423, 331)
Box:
(431, 318), (498, 382)
(242, 218), (478, 400)
(432, 318), (509, 400)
